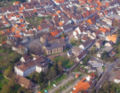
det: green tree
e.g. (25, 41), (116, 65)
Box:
(47, 66), (57, 80)
(99, 82), (120, 93)
(1, 79), (15, 93)
(0, 84), (10, 93)
(38, 72), (46, 83)
(17, 87), (32, 93)
(57, 61), (63, 74)
(3, 65), (13, 78)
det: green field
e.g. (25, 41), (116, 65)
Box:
(0, 73), (8, 90)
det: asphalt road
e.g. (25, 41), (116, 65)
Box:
(61, 75), (85, 93)
(61, 78), (80, 93)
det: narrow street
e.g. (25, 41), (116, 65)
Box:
(48, 74), (74, 93)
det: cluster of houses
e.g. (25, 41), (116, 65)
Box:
(0, 0), (120, 91)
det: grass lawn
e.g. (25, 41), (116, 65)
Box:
(70, 39), (82, 46)
(53, 56), (74, 68)
(26, 16), (43, 27)
(26, 16), (51, 28)
(0, 73), (8, 90)
(73, 64), (82, 72)
(52, 74), (67, 84)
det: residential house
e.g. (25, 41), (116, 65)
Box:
(79, 39), (95, 50)
(103, 42), (113, 52)
(109, 50), (116, 57)
(72, 27), (81, 40)
(12, 45), (28, 54)
(88, 57), (103, 68)
(63, 24), (74, 33)
(106, 34), (118, 44)
(15, 75), (35, 89)
(88, 57), (104, 76)
(95, 40), (103, 49)
(76, 50), (87, 62)
(102, 17), (112, 26)
(14, 55), (49, 77)
(71, 46), (83, 57)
